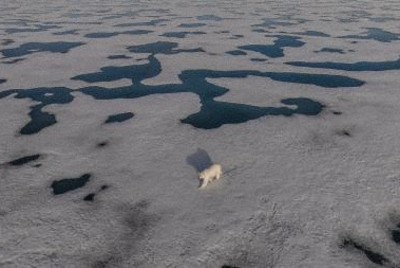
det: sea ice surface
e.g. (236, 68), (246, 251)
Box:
(1, 0), (400, 267)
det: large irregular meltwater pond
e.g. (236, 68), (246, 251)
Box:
(0, 37), (366, 134)
(1, 2), (385, 135)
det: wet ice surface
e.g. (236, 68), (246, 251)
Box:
(7, 154), (41, 166)
(286, 57), (400, 71)
(315, 48), (346, 54)
(160, 31), (207, 38)
(338, 27), (400, 42)
(1, 0), (400, 267)
(105, 112), (134, 124)
(84, 30), (153, 39)
(0, 42), (85, 58)
(238, 35), (306, 58)
(51, 173), (91, 195)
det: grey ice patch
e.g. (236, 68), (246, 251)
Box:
(89, 200), (160, 267)
(188, 206), (298, 267)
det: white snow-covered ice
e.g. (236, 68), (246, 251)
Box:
(1, 0), (400, 267)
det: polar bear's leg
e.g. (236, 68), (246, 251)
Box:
(216, 172), (221, 180)
(199, 178), (208, 189)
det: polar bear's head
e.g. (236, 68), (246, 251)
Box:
(199, 172), (206, 180)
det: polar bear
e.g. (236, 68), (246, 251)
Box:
(199, 164), (222, 189)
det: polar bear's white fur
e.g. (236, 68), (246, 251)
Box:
(199, 164), (222, 189)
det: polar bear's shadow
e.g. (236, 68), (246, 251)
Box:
(186, 148), (213, 172)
